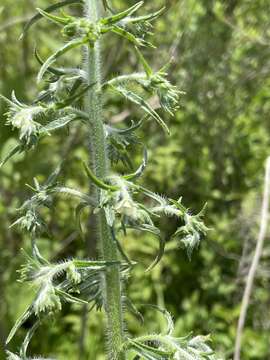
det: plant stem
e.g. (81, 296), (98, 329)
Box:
(78, 304), (88, 360)
(84, 1), (125, 359)
(233, 156), (270, 360)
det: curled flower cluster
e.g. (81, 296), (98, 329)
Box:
(99, 176), (152, 226)
(6, 105), (43, 145)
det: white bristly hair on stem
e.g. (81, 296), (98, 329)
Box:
(84, 1), (125, 359)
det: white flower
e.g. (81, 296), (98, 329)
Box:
(115, 197), (138, 218)
(7, 106), (43, 144)
(33, 281), (62, 314)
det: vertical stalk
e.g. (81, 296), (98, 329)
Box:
(233, 157), (270, 360)
(84, 1), (125, 359)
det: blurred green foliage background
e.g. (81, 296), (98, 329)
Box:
(1, 0), (270, 359)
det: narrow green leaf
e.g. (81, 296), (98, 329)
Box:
(75, 201), (90, 240)
(125, 7), (166, 25)
(56, 83), (95, 109)
(127, 223), (164, 271)
(143, 304), (174, 335)
(40, 116), (75, 133)
(34, 48), (71, 76)
(124, 297), (144, 323)
(106, 119), (143, 135)
(0, 93), (18, 108)
(101, 2), (143, 25)
(56, 288), (88, 304)
(11, 91), (25, 107)
(44, 163), (63, 187)
(69, 77), (84, 96)
(113, 85), (170, 134)
(0, 145), (23, 168)
(111, 25), (154, 47)
(145, 230), (165, 272)
(37, 38), (85, 82)
(19, 320), (40, 357)
(123, 147), (148, 180)
(52, 186), (96, 206)
(111, 228), (132, 265)
(135, 47), (153, 77)
(6, 307), (33, 344)
(34, 48), (79, 76)
(129, 339), (172, 359)
(36, 8), (70, 26)
(102, 0), (109, 10)
(82, 161), (119, 191)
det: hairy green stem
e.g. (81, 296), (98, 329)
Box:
(84, 1), (125, 359)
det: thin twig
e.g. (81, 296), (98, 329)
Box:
(233, 156), (270, 360)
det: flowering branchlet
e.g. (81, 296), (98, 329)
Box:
(7, 106), (43, 145)
(174, 207), (209, 260)
(0, 93), (44, 146)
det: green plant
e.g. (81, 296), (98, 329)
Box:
(1, 1), (217, 359)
